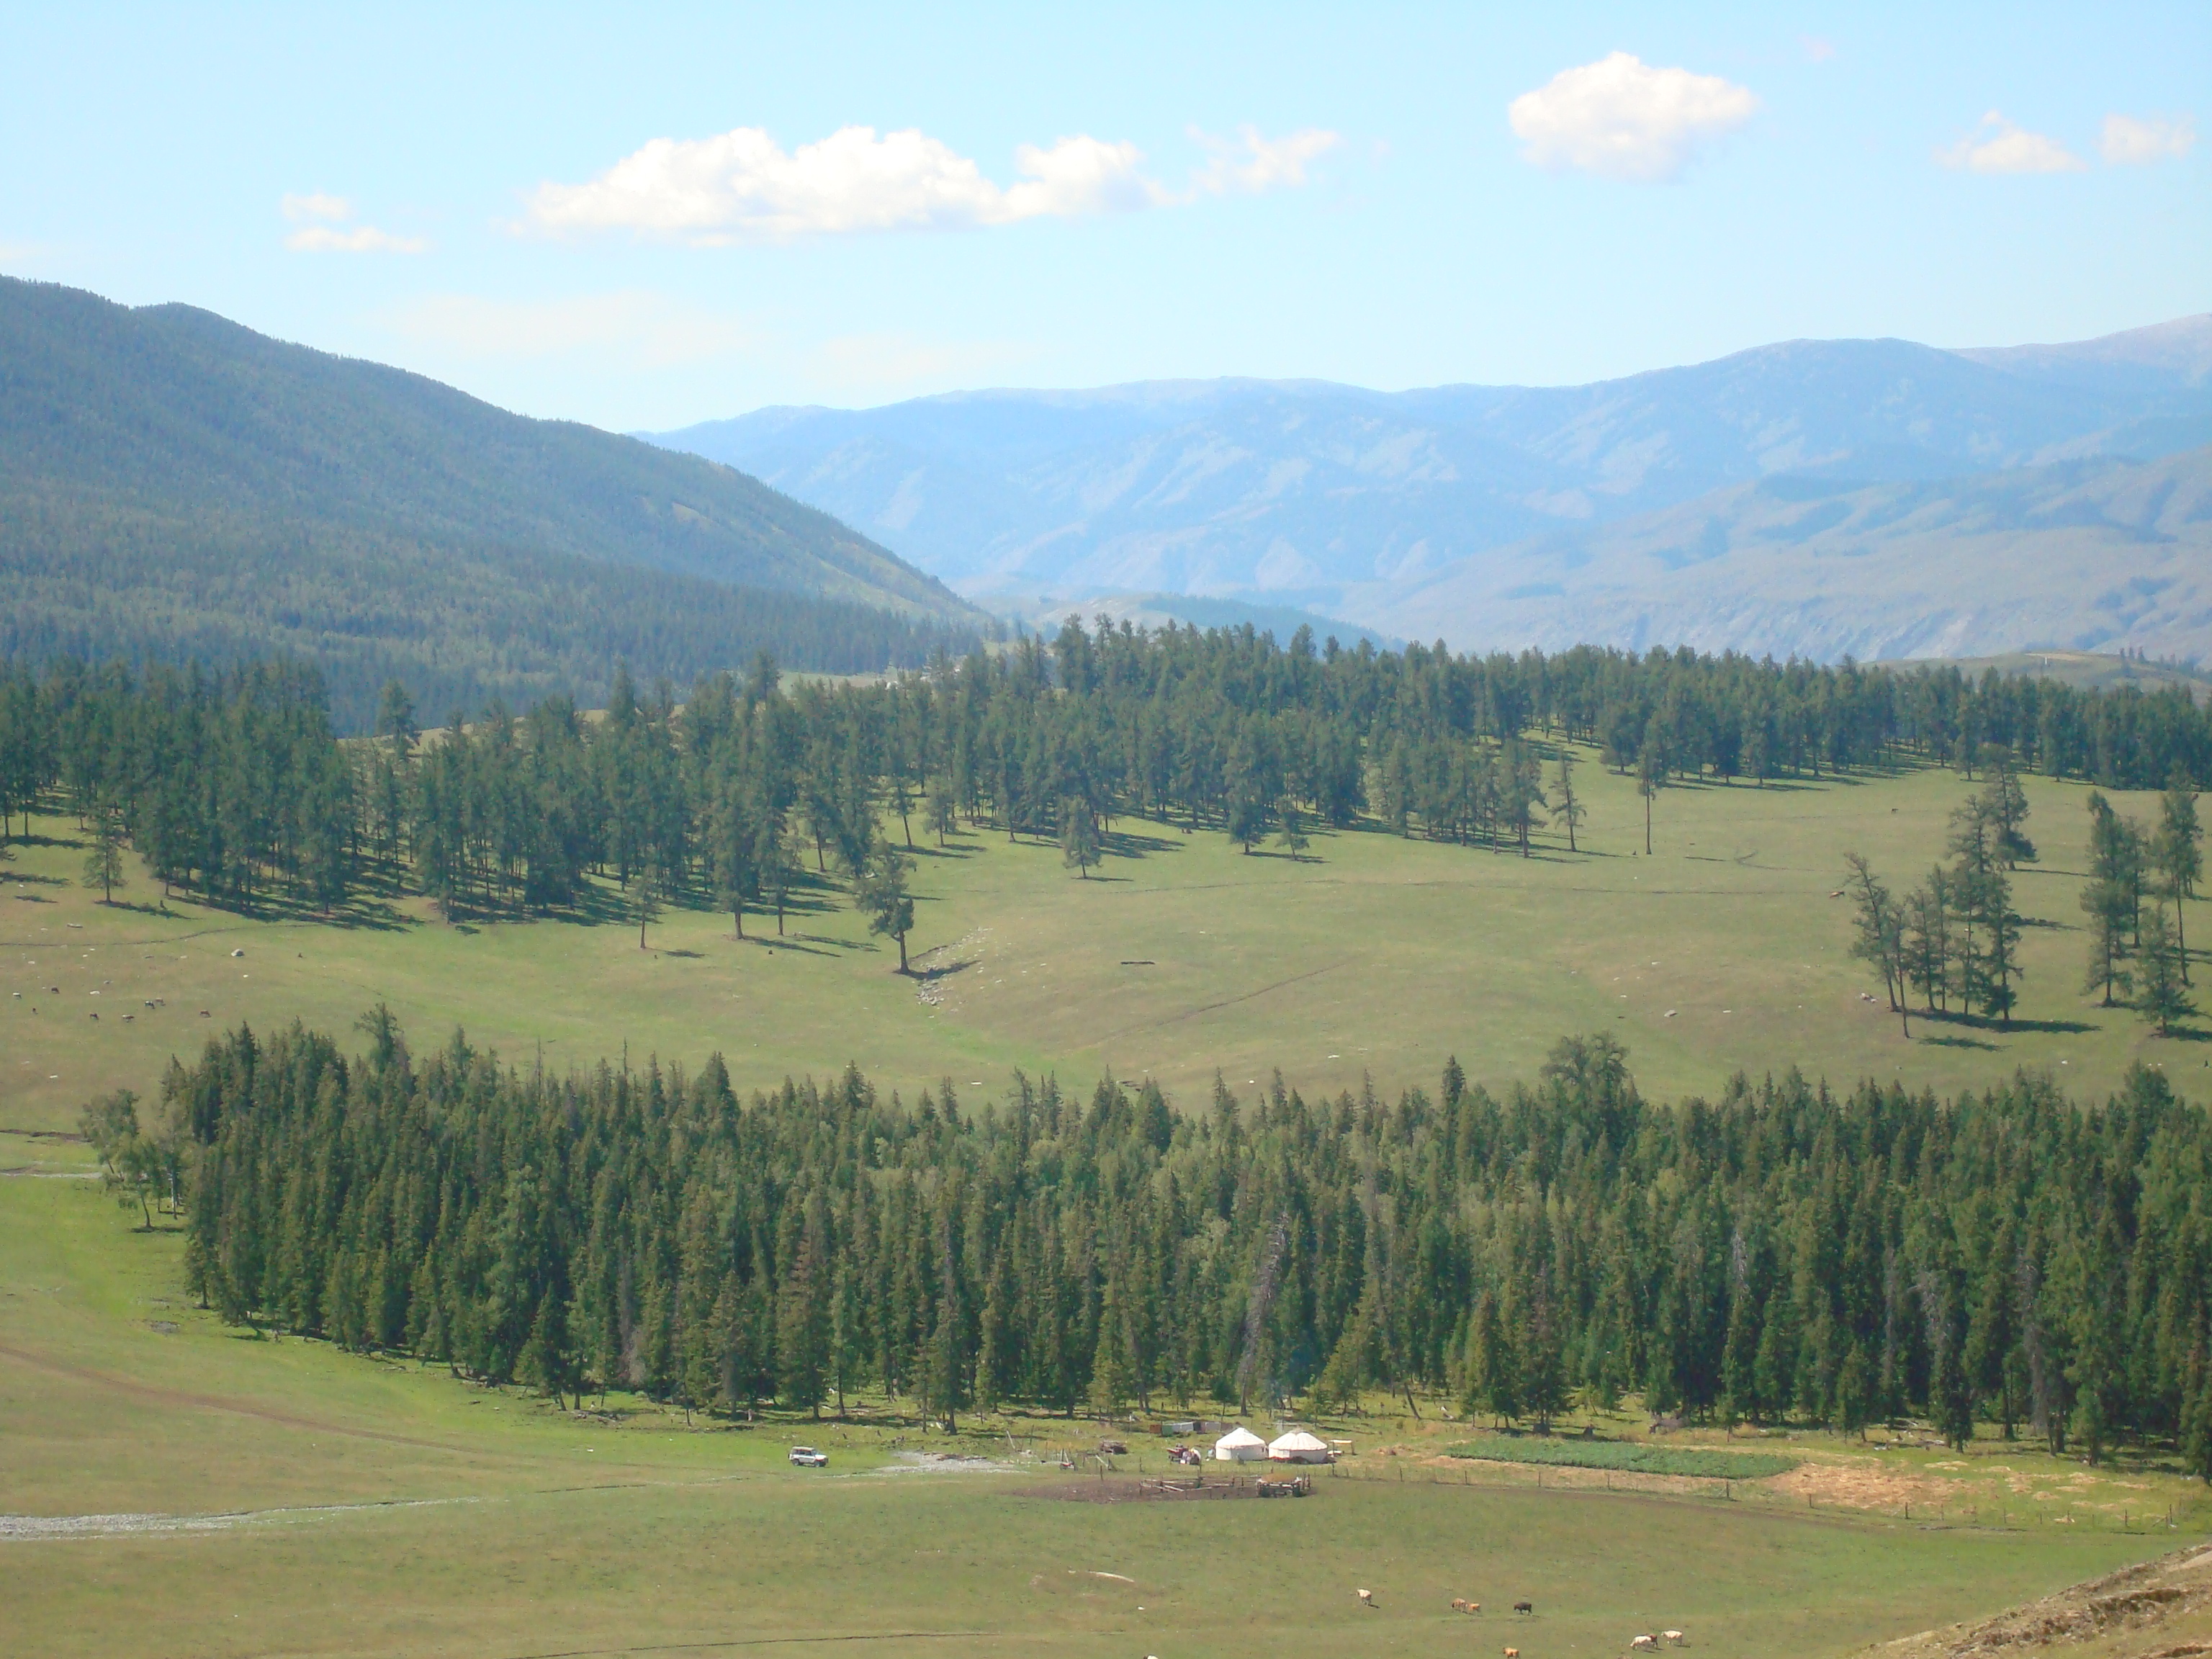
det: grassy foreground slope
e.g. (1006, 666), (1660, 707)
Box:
(0, 1166), (2190, 1659)
(3, 750), (2203, 1138)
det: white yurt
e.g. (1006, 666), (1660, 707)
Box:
(1213, 1426), (1267, 1462)
(1267, 1430), (1331, 1464)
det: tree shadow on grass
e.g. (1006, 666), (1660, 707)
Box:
(1920, 1034), (2001, 1052)
(1100, 827), (1184, 859)
(1916, 1008), (2098, 1038)
(176, 885), (413, 934)
(911, 954), (976, 984)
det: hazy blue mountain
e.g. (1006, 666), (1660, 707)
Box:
(646, 317), (2212, 621)
(1353, 444), (2212, 665)
(0, 278), (980, 724)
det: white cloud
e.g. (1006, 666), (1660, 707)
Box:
(379, 291), (753, 367)
(523, 122), (1335, 244)
(1936, 112), (2086, 174)
(280, 192), (427, 253)
(1187, 125), (1340, 197)
(1508, 52), (1760, 182)
(281, 192), (352, 224)
(2100, 112), (2196, 165)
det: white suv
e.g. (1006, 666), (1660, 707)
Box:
(788, 1446), (829, 1467)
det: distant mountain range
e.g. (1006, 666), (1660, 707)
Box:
(0, 278), (979, 727)
(1364, 444), (2212, 662)
(646, 315), (2212, 661)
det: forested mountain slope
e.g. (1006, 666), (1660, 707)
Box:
(0, 278), (980, 727)
(646, 318), (2212, 624)
(1361, 445), (2212, 662)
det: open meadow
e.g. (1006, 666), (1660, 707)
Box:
(3, 747), (2203, 1138)
(1, 1163), (2200, 1659)
(6, 747), (2211, 1655)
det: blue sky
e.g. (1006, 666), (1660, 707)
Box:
(2, 3), (2203, 429)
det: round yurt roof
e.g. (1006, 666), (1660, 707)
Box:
(1269, 1430), (1328, 1453)
(1214, 1426), (1265, 1448)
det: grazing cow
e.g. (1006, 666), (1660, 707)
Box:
(1631, 1635), (1659, 1652)
(1467, 1601), (1482, 1614)
(1357, 1589), (1374, 1607)
(1514, 1601), (1534, 1616)
(1504, 1647), (1520, 1658)
(1452, 1600), (1467, 1613)
(1663, 1632), (1686, 1645)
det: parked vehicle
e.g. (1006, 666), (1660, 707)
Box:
(788, 1446), (829, 1467)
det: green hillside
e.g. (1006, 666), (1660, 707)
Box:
(0, 278), (983, 726)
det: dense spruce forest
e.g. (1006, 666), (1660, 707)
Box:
(78, 1018), (2212, 1475)
(5, 622), (2211, 930)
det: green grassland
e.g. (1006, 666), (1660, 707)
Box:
(6, 752), (2209, 1655)
(4, 747), (2203, 1140)
(1, 1168), (2196, 1659)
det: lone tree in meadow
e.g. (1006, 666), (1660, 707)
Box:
(857, 843), (916, 971)
(1277, 800), (1310, 862)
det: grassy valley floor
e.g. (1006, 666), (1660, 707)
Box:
(3, 751), (2206, 1141)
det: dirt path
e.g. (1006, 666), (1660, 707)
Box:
(0, 1496), (471, 1539)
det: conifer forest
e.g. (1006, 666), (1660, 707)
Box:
(94, 1017), (2212, 1479)
(7, 621), (2211, 929)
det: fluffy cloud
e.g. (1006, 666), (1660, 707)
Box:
(524, 122), (1334, 243)
(1936, 112), (2086, 174)
(1508, 52), (1760, 182)
(282, 192), (426, 253)
(2100, 112), (2196, 165)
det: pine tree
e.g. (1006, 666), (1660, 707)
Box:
(2139, 904), (2192, 1035)
(81, 800), (126, 904)
(1844, 853), (1910, 1037)
(711, 788), (760, 940)
(1059, 796), (1100, 877)
(1905, 869), (1954, 1014)
(2154, 781), (2203, 985)
(776, 1246), (829, 1416)
(631, 849), (662, 950)
(1276, 800), (1310, 862)
(2182, 1336), (2212, 1485)
(1549, 751), (1585, 853)
(927, 776), (957, 848)
(1462, 1289), (1518, 1425)
(1636, 749), (1662, 855)
(856, 844), (916, 971)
